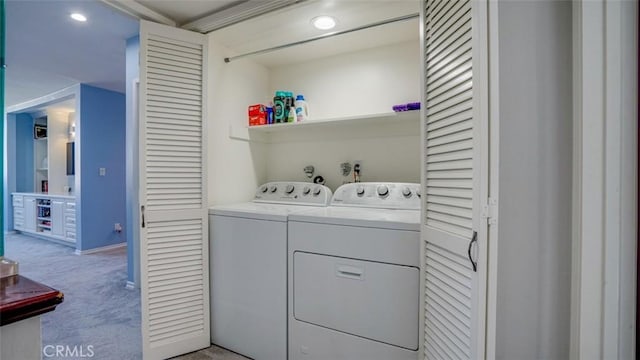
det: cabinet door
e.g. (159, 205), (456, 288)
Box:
(51, 201), (65, 237)
(23, 197), (36, 232)
(13, 195), (25, 230)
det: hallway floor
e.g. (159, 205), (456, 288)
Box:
(5, 233), (141, 359)
(5, 233), (251, 360)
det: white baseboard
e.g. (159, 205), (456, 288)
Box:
(75, 242), (126, 255)
(125, 281), (137, 290)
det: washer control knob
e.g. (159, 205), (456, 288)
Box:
(285, 184), (295, 194)
(402, 187), (412, 198)
(356, 185), (365, 197)
(269, 185), (278, 193)
(302, 186), (311, 195)
(377, 185), (389, 197)
(416, 189), (421, 198)
(313, 187), (322, 196)
(260, 185), (268, 193)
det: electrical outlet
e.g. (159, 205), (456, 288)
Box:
(114, 223), (122, 233)
(99, 168), (106, 176)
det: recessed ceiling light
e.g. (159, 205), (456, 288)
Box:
(70, 13), (87, 22)
(312, 16), (336, 30)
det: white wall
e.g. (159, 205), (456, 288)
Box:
(266, 41), (421, 190)
(495, 1), (573, 359)
(66, 112), (75, 192)
(45, 109), (70, 194)
(207, 37), (269, 205)
(270, 41), (420, 120)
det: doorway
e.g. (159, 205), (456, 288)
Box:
(3, 1), (141, 358)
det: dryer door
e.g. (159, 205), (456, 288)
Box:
(293, 251), (420, 350)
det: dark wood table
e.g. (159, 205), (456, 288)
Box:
(0, 275), (64, 326)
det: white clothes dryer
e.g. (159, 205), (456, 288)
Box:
(209, 182), (332, 360)
(287, 182), (421, 360)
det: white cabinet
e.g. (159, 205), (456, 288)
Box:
(64, 201), (76, 241)
(11, 193), (76, 246)
(51, 200), (65, 237)
(23, 197), (36, 232)
(12, 195), (24, 231)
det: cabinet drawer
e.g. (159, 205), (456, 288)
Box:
(14, 220), (24, 230)
(12, 196), (23, 207)
(14, 208), (24, 217)
(65, 231), (76, 240)
(64, 215), (76, 226)
(65, 202), (76, 211)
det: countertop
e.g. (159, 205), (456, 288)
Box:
(11, 192), (75, 200)
(0, 275), (64, 326)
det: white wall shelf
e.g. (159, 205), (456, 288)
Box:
(248, 110), (419, 133)
(230, 110), (420, 143)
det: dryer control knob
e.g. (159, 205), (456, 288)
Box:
(313, 187), (322, 196)
(377, 185), (389, 197)
(356, 185), (365, 196)
(260, 185), (268, 193)
(402, 187), (412, 198)
(285, 184), (295, 194)
(416, 189), (421, 198)
(302, 186), (311, 195)
(269, 185), (278, 193)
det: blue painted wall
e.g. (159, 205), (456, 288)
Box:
(4, 113), (17, 233)
(4, 112), (34, 233)
(15, 113), (34, 192)
(125, 35), (139, 285)
(79, 84), (126, 251)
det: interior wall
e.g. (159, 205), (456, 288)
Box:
(269, 41), (420, 120)
(79, 84), (126, 251)
(266, 41), (421, 190)
(46, 109), (70, 194)
(66, 112), (75, 191)
(4, 112), (34, 233)
(14, 113), (34, 192)
(206, 37), (269, 206)
(495, 1), (573, 359)
(4, 113), (17, 233)
(265, 134), (420, 191)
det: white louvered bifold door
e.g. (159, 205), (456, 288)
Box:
(139, 20), (209, 360)
(421, 0), (489, 359)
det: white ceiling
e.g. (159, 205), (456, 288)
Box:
(136, 0), (239, 25)
(210, 0), (420, 67)
(5, 0), (139, 107)
(5, 0), (419, 107)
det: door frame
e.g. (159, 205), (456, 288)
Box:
(570, 1), (638, 359)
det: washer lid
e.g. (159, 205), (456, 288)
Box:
(288, 207), (420, 231)
(209, 202), (324, 222)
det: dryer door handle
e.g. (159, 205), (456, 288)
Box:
(336, 265), (364, 280)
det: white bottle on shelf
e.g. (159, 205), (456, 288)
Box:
(295, 95), (309, 122)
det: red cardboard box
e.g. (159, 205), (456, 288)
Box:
(248, 104), (267, 126)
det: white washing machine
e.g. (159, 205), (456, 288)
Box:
(209, 182), (332, 360)
(287, 182), (421, 360)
